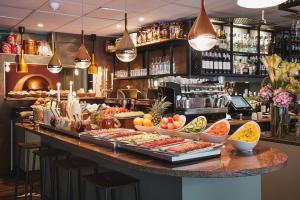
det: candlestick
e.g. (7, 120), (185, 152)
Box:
(57, 82), (61, 102)
(111, 72), (114, 91)
(69, 81), (73, 96)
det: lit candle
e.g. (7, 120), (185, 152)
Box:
(105, 68), (108, 97)
(57, 82), (61, 102)
(111, 72), (114, 91)
(69, 81), (73, 95)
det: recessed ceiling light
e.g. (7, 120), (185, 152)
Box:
(116, 24), (121, 28)
(37, 23), (44, 27)
(139, 17), (145, 22)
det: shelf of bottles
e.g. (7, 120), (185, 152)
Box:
(193, 23), (272, 77)
(272, 29), (300, 63)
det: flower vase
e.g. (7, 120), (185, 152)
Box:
(270, 105), (289, 138)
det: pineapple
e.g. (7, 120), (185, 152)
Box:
(149, 97), (172, 125)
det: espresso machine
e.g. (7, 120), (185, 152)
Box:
(158, 81), (229, 123)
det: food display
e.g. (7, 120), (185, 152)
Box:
(138, 137), (185, 148)
(159, 141), (212, 155)
(206, 121), (229, 136)
(117, 133), (170, 144)
(228, 121), (261, 152)
(149, 97), (172, 125)
(200, 119), (230, 143)
(180, 116), (207, 134)
(159, 114), (183, 130)
(229, 122), (260, 142)
(103, 107), (129, 115)
(114, 111), (144, 119)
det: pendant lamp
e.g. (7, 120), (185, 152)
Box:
(74, 0), (91, 69)
(17, 26), (28, 73)
(115, 12), (137, 62)
(48, 32), (62, 73)
(75, 30), (91, 69)
(88, 34), (98, 74)
(188, 0), (217, 51)
(237, 0), (287, 9)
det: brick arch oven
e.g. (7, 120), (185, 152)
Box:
(13, 74), (54, 91)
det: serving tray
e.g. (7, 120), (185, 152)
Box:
(40, 124), (84, 138)
(118, 142), (221, 163)
(79, 133), (118, 149)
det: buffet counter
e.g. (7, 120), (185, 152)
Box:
(16, 123), (287, 200)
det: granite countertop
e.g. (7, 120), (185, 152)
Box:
(261, 133), (300, 146)
(16, 123), (287, 178)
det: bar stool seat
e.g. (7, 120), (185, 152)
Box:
(30, 148), (70, 200)
(82, 171), (139, 188)
(82, 171), (141, 200)
(14, 142), (41, 200)
(55, 157), (98, 200)
(17, 142), (41, 149)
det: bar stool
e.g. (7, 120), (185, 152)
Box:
(82, 171), (141, 200)
(55, 157), (98, 200)
(14, 142), (41, 200)
(30, 148), (70, 200)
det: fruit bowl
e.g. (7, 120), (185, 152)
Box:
(134, 125), (157, 133)
(156, 115), (186, 136)
(228, 121), (261, 152)
(200, 119), (230, 143)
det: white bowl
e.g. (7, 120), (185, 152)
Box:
(200, 119), (230, 143)
(135, 125), (157, 133)
(229, 121), (261, 152)
(156, 115), (186, 136)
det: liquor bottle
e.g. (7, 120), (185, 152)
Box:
(202, 52), (207, 74)
(219, 53), (225, 74)
(224, 53), (230, 74)
(209, 52), (214, 73)
(243, 58), (249, 75)
(218, 52), (223, 74)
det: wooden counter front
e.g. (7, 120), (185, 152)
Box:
(16, 123), (287, 178)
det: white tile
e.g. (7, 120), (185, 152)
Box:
(87, 8), (138, 21)
(18, 11), (77, 32)
(102, 0), (169, 13)
(56, 17), (117, 34)
(0, 6), (32, 19)
(0, 0), (46, 10)
(0, 18), (20, 28)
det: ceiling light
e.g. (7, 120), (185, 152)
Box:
(88, 34), (98, 75)
(49, 0), (60, 11)
(188, 0), (217, 51)
(116, 24), (121, 28)
(48, 32), (62, 73)
(237, 0), (287, 8)
(115, 12), (137, 62)
(139, 17), (144, 21)
(74, 0), (91, 69)
(37, 23), (44, 27)
(74, 30), (91, 69)
(17, 26), (28, 73)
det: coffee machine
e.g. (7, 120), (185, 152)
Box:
(158, 81), (229, 123)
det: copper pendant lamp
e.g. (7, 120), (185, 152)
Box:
(88, 34), (98, 74)
(115, 12), (137, 62)
(74, 0), (91, 69)
(47, 32), (62, 73)
(188, 0), (217, 51)
(16, 26), (28, 73)
(74, 30), (91, 69)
